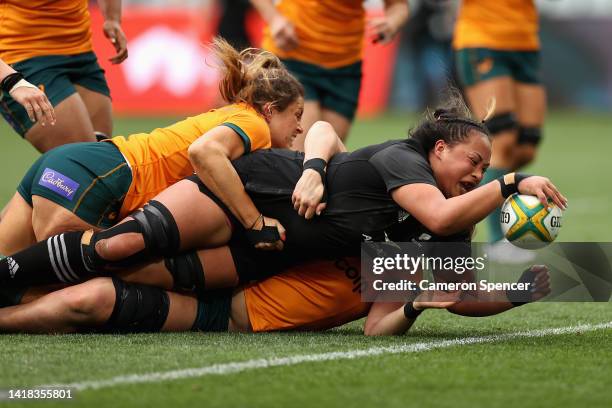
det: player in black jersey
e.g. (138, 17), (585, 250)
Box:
(0, 92), (566, 291)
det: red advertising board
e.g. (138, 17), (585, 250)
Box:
(90, 6), (398, 117)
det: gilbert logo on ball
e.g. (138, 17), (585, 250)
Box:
(500, 194), (562, 249)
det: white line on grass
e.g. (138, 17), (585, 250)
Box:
(45, 321), (612, 392)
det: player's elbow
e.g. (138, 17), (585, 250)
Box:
(308, 121), (337, 141)
(310, 120), (334, 133)
(425, 217), (455, 236)
(188, 139), (222, 168)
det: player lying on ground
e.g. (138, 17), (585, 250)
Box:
(0, 38), (323, 256)
(0, 231), (551, 335)
(0, 90), (566, 291)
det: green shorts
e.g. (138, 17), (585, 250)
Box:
(192, 289), (233, 332)
(0, 51), (111, 137)
(282, 59), (362, 121)
(455, 48), (541, 87)
(17, 142), (132, 228)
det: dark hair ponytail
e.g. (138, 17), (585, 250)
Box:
(410, 87), (491, 152)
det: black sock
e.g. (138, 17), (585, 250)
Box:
(0, 231), (91, 287)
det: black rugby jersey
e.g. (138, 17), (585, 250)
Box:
(231, 138), (440, 255)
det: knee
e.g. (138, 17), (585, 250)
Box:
(63, 278), (116, 320)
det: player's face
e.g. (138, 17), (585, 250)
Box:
(434, 131), (491, 198)
(268, 97), (304, 148)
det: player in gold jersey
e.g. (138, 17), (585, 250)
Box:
(0, 39), (307, 256)
(0, 0), (127, 152)
(251, 0), (409, 149)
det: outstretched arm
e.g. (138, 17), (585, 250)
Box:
(447, 265), (551, 317)
(392, 176), (566, 236)
(364, 291), (460, 336)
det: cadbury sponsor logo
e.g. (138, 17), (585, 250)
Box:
(38, 168), (80, 200)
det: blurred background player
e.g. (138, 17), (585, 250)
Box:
(453, 0), (545, 262)
(251, 0), (409, 150)
(217, 0), (253, 50)
(0, 0), (128, 153)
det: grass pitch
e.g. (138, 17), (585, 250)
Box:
(0, 112), (611, 407)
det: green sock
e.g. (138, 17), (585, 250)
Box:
(480, 167), (507, 243)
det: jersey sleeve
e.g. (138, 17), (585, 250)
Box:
(368, 142), (437, 192)
(221, 110), (271, 154)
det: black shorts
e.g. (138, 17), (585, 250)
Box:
(192, 159), (360, 258)
(185, 173), (316, 282)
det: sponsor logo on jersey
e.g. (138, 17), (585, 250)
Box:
(38, 168), (80, 200)
(477, 57), (494, 75)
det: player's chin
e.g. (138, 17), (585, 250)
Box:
(456, 181), (476, 196)
(451, 183), (467, 197)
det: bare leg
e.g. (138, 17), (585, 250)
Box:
(120, 246), (239, 290)
(0, 193), (36, 255)
(75, 85), (113, 137)
(513, 83), (546, 169)
(321, 108), (352, 142)
(465, 76), (517, 169)
(31, 195), (97, 241)
(0, 278), (198, 334)
(95, 180), (232, 262)
(24, 93), (96, 153)
(0, 278), (115, 333)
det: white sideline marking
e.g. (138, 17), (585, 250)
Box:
(45, 322), (612, 391)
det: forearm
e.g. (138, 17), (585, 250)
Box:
(447, 292), (514, 317)
(192, 150), (260, 228)
(438, 182), (505, 234)
(303, 121), (346, 163)
(384, 0), (409, 31)
(364, 304), (417, 336)
(98, 0), (122, 22)
(250, 0), (279, 23)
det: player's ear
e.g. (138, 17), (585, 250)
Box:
(433, 139), (446, 159)
(262, 102), (274, 122)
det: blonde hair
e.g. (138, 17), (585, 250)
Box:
(211, 37), (303, 113)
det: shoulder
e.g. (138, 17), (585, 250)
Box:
(221, 104), (271, 152)
(366, 139), (435, 190)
